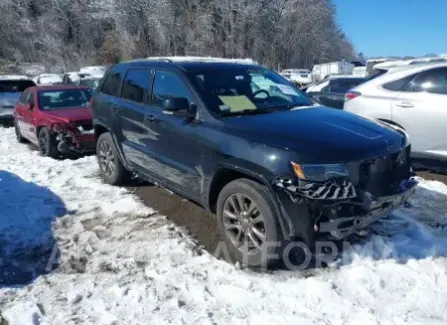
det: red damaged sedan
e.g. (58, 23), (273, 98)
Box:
(14, 85), (95, 157)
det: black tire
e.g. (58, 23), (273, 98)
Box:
(14, 120), (27, 143)
(38, 127), (58, 158)
(216, 179), (284, 268)
(96, 132), (131, 185)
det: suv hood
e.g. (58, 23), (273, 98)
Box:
(223, 106), (405, 162)
(42, 107), (92, 123)
(0, 92), (21, 108)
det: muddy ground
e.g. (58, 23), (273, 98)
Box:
(133, 170), (447, 255)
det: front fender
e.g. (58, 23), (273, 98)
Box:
(208, 160), (294, 240)
(93, 119), (131, 171)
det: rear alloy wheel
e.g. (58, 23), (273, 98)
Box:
(14, 120), (26, 143)
(96, 132), (131, 185)
(216, 179), (283, 268)
(38, 127), (58, 158)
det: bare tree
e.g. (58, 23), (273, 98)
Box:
(0, 0), (356, 72)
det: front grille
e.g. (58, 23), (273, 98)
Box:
(347, 146), (411, 197)
(75, 119), (93, 131)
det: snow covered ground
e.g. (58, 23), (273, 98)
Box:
(1, 126), (447, 325)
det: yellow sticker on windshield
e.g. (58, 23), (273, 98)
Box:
(218, 96), (256, 112)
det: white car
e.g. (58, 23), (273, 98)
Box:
(79, 66), (107, 78)
(36, 73), (63, 85)
(280, 69), (312, 86)
(352, 66), (368, 77)
(344, 62), (447, 165)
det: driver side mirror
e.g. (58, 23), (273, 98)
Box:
(162, 97), (196, 119)
(25, 103), (34, 111)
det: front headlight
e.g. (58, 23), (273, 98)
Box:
(291, 162), (349, 182)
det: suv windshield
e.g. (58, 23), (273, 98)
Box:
(0, 80), (35, 92)
(187, 66), (313, 116)
(38, 89), (92, 110)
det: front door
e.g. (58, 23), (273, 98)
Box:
(391, 67), (447, 158)
(143, 70), (205, 200)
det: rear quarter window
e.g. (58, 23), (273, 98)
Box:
(101, 70), (123, 96)
(382, 75), (415, 91)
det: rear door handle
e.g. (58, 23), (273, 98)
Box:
(396, 101), (414, 108)
(145, 115), (157, 122)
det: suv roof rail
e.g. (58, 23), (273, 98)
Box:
(145, 56), (257, 64)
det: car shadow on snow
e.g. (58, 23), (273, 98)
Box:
(0, 171), (67, 287)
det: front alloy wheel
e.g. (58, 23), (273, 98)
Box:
(216, 179), (283, 268)
(223, 193), (266, 254)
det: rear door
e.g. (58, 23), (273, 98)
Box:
(391, 67), (447, 157)
(113, 68), (156, 173)
(15, 89), (35, 141)
(93, 66), (125, 143)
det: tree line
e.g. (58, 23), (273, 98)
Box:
(0, 0), (356, 72)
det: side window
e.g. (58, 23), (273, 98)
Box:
(101, 70), (122, 96)
(19, 90), (29, 104)
(383, 74), (415, 91)
(152, 71), (192, 108)
(121, 69), (152, 103)
(27, 91), (35, 106)
(411, 68), (447, 95)
(327, 81), (346, 93)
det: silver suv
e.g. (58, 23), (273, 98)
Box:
(0, 77), (36, 123)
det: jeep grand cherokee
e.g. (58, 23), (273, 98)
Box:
(92, 57), (417, 268)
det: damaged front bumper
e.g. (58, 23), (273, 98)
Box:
(53, 125), (95, 154)
(274, 174), (418, 240)
(317, 178), (418, 238)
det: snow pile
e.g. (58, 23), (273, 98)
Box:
(1, 127), (447, 325)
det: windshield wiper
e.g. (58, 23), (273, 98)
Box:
(262, 103), (311, 111)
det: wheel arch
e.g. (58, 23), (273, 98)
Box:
(94, 120), (110, 141)
(377, 118), (405, 130)
(94, 120), (131, 171)
(207, 163), (292, 239)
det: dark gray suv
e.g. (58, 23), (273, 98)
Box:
(92, 58), (416, 268)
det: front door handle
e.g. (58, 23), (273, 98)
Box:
(396, 101), (414, 108)
(145, 115), (157, 122)
(111, 104), (119, 112)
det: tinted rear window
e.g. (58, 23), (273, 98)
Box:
(0, 80), (35, 92)
(121, 69), (152, 103)
(101, 71), (122, 96)
(382, 75), (415, 91)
